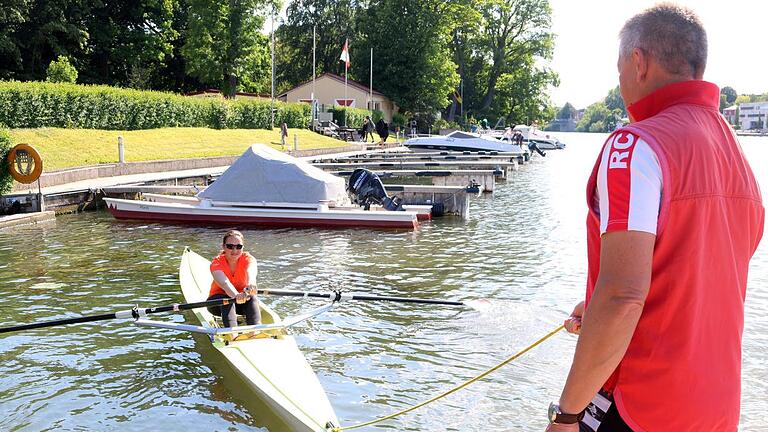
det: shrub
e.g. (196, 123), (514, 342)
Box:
(46, 56), (78, 84)
(328, 106), (371, 128)
(0, 129), (13, 195)
(0, 81), (311, 130)
(391, 112), (406, 129)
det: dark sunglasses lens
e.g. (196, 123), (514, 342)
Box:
(225, 244), (243, 250)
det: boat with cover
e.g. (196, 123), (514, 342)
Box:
(104, 144), (419, 229)
(158, 248), (339, 432)
(403, 131), (527, 154)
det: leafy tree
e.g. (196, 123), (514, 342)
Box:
(275, 0), (359, 92)
(491, 62), (558, 125)
(476, 0), (555, 111)
(46, 55), (78, 83)
(12, 0), (91, 81)
(604, 85), (626, 116)
(720, 86), (737, 105)
(576, 102), (617, 132)
(0, 0), (30, 79)
(81, 0), (179, 88)
(182, 0), (274, 98)
(358, 0), (462, 113)
(556, 102), (576, 119)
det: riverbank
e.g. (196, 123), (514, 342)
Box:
(9, 126), (386, 170)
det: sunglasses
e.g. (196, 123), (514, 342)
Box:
(225, 243), (243, 250)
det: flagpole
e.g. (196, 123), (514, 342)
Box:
(312, 25), (316, 127)
(370, 48), (373, 113)
(270, 8), (275, 130)
(344, 39), (348, 127)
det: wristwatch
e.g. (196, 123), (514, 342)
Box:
(548, 402), (585, 424)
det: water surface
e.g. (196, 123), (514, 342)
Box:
(0, 132), (766, 431)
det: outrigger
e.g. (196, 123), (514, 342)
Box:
(0, 248), (485, 432)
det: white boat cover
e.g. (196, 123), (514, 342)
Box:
(197, 144), (349, 205)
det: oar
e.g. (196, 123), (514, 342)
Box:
(256, 289), (490, 310)
(0, 297), (239, 335)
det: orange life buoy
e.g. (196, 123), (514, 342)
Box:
(7, 144), (43, 184)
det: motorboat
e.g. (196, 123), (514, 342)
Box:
(104, 145), (423, 229)
(511, 125), (566, 150)
(403, 131), (527, 154)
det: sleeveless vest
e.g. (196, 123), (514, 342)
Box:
(585, 81), (764, 431)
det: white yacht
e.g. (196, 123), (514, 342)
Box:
(404, 131), (527, 154)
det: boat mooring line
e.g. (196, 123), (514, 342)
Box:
(331, 324), (565, 431)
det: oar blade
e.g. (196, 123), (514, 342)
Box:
(463, 298), (492, 312)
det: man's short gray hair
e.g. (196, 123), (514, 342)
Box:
(619, 3), (707, 77)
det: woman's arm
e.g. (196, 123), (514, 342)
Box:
(211, 270), (243, 300)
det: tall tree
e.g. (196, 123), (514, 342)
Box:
(720, 86), (737, 105)
(81, 0), (178, 87)
(275, 0), (359, 92)
(604, 85), (626, 116)
(0, 0), (30, 79)
(556, 102), (576, 120)
(182, 0), (274, 97)
(359, 0), (464, 114)
(13, 0), (91, 81)
(476, 0), (555, 111)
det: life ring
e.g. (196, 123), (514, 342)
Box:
(7, 144), (43, 184)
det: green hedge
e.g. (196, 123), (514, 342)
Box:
(0, 81), (310, 130)
(328, 106), (372, 128)
(0, 129), (12, 195)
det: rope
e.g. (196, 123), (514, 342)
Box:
(331, 324), (565, 431)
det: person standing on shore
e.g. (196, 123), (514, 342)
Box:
(546, 4), (763, 432)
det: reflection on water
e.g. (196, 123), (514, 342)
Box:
(0, 132), (765, 431)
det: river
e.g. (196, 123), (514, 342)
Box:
(0, 132), (766, 431)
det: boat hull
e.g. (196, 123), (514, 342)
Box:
(179, 249), (338, 432)
(105, 198), (418, 229)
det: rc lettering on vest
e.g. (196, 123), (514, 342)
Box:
(609, 132), (636, 169)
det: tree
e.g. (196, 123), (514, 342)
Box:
(556, 102), (576, 120)
(721, 86), (737, 105)
(576, 102), (617, 133)
(358, 0), (462, 113)
(46, 55), (78, 83)
(0, 0), (29, 79)
(491, 62), (558, 125)
(80, 0), (179, 88)
(476, 0), (555, 111)
(604, 86), (626, 116)
(275, 0), (359, 92)
(182, 0), (274, 97)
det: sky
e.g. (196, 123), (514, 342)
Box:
(548, 1), (768, 109)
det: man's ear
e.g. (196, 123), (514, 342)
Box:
(632, 48), (649, 83)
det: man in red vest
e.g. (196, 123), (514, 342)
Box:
(546, 4), (764, 432)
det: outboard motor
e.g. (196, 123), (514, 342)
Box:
(347, 168), (404, 211)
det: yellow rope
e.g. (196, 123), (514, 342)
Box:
(331, 324), (565, 431)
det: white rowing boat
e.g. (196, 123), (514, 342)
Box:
(148, 248), (339, 431)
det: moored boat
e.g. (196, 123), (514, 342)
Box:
(404, 131), (527, 154)
(104, 145), (420, 229)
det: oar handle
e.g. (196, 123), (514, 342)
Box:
(0, 297), (236, 335)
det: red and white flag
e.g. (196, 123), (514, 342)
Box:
(339, 38), (350, 69)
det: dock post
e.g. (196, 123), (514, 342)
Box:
(118, 136), (125, 163)
(293, 134), (298, 152)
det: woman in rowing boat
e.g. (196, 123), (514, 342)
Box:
(206, 230), (261, 327)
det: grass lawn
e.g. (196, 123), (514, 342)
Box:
(8, 127), (398, 171)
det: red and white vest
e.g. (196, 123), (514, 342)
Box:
(585, 80), (764, 431)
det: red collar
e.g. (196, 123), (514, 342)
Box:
(627, 80), (720, 122)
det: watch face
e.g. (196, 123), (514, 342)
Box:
(548, 402), (558, 422)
